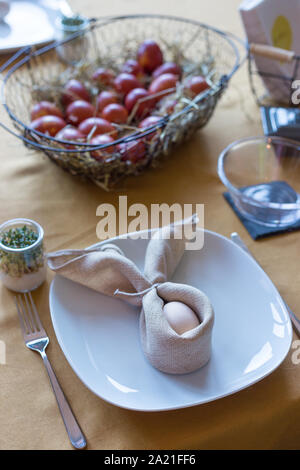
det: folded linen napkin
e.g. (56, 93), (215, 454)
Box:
(47, 216), (214, 374)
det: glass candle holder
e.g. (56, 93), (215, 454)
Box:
(55, 15), (90, 65)
(0, 218), (47, 292)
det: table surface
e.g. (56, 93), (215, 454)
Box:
(0, 0), (299, 450)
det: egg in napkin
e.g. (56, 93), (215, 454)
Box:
(47, 216), (214, 374)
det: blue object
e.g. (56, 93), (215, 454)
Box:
(223, 190), (300, 240)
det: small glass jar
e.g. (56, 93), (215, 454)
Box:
(55, 15), (90, 65)
(0, 218), (47, 293)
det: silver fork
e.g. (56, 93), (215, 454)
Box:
(14, 292), (86, 449)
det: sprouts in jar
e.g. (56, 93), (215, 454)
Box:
(0, 218), (47, 292)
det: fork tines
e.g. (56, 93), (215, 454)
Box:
(14, 292), (44, 337)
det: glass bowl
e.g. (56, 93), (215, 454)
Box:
(218, 136), (300, 227)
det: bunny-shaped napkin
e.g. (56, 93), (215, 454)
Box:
(47, 216), (214, 374)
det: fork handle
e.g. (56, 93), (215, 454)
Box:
(41, 351), (86, 449)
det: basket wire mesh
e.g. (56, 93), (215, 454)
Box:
(248, 43), (300, 107)
(1, 14), (242, 190)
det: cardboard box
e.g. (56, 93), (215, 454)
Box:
(240, 0), (300, 103)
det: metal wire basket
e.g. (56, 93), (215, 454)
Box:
(1, 14), (243, 190)
(248, 43), (300, 107)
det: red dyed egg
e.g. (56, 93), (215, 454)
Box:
(31, 101), (63, 121)
(89, 134), (115, 160)
(101, 103), (128, 124)
(137, 40), (163, 73)
(30, 115), (66, 137)
(122, 59), (144, 79)
(55, 126), (85, 141)
(138, 115), (163, 141)
(117, 140), (146, 163)
(96, 91), (118, 113)
(185, 76), (210, 96)
(55, 126), (85, 149)
(92, 68), (116, 87)
(61, 79), (90, 107)
(78, 117), (117, 138)
(125, 88), (154, 118)
(114, 73), (142, 96)
(66, 100), (95, 125)
(152, 62), (181, 79)
(149, 73), (178, 101)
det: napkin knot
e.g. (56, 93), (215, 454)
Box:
(114, 283), (161, 298)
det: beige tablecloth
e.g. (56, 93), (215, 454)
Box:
(0, 0), (299, 450)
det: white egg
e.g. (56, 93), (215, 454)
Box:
(163, 301), (200, 335)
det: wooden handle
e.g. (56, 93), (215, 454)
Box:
(250, 43), (295, 63)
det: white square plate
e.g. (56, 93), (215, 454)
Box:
(49, 230), (292, 411)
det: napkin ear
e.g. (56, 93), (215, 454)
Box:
(47, 245), (150, 305)
(144, 214), (197, 284)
